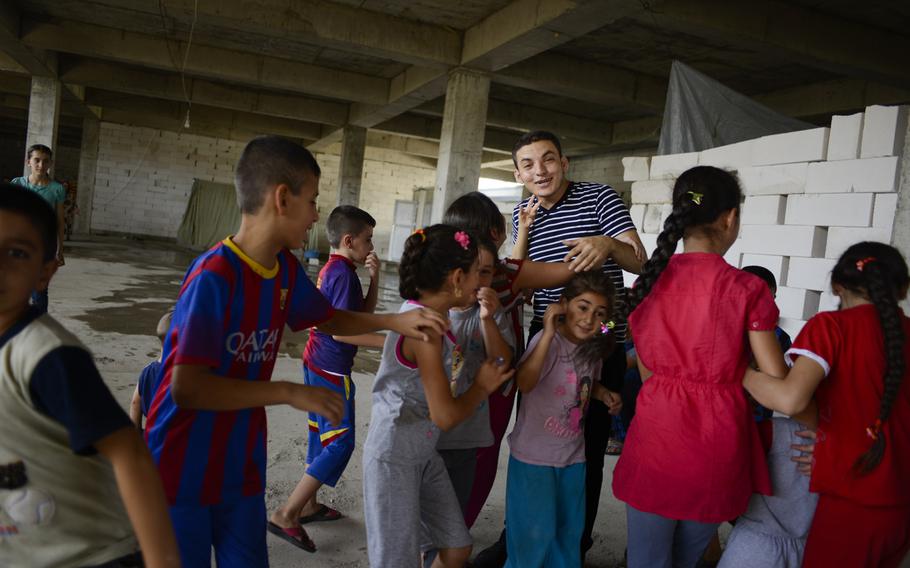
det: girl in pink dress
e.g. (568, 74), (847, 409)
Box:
(612, 166), (789, 567)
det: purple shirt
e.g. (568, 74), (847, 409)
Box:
(303, 254), (364, 375)
(508, 331), (602, 467)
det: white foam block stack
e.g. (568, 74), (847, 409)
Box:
(621, 105), (906, 338)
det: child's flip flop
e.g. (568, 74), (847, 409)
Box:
(298, 504), (344, 524)
(267, 521), (316, 553)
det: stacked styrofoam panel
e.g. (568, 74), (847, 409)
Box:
(621, 105), (906, 337)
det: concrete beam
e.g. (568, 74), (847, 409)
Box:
(494, 52), (667, 112)
(754, 78), (910, 119)
(60, 58), (350, 126)
(461, 0), (644, 71)
(342, 0), (636, 138)
(416, 97), (614, 145)
(0, 50), (26, 74)
(22, 19), (389, 105)
(624, 0), (910, 89)
(365, 131), (507, 164)
(93, 0), (461, 68)
(0, 2), (57, 77)
(86, 91), (323, 144)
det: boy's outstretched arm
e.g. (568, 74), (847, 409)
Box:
(333, 333), (386, 349)
(171, 364), (343, 423)
(94, 427), (180, 568)
(317, 307), (447, 342)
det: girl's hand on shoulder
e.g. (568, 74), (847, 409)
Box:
(394, 307), (448, 341)
(477, 287), (501, 320)
(475, 358), (515, 395)
(543, 301), (565, 334)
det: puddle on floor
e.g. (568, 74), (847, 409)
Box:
(68, 237), (399, 374)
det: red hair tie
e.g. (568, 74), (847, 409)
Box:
(866, 418), (883, 441)
(412, 228), (426, 242)
(856, 257), (876, 272)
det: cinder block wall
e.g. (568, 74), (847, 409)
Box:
(623, 105), (907, 337)
(568, 150), (655, 204)
(88, 123), (436, 256)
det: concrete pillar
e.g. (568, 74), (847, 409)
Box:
(430, 68), (491, 223)
(893, 111), (910, 312)
(337, 125), (367, 207)
(24, 76), (62, 174)
(74, 117), (100, 235)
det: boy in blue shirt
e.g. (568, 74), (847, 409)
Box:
(144, 136), (446, 567)
(269, 205), (385, 551)
(0, 184), (179, 567)
(129, 310), (174, 431)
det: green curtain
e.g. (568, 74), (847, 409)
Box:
(177, 179), (241, 249)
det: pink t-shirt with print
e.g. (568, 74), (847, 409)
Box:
(507, 331), (602, 467)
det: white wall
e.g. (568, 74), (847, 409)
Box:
(88, 123), (437, 257)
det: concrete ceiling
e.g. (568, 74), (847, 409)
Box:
(1, 0), (909, 175)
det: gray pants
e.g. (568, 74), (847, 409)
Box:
(363, 453), (472, 568)
(626, 504), (719, 568)
(421, 448), (478, 566)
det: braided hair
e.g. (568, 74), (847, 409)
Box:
(831, 242), (909, 474)
(398, 224), (479, 300)
(561, 271), (617, 368)
(625, 166), (742, 315)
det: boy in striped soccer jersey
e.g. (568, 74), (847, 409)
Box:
(144, 136), (446, 568)
(269, 205), (385, 552)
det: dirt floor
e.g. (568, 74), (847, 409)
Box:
(51, 236), (636, 567)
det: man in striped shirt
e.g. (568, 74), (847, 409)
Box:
(512, 130), (644, 562)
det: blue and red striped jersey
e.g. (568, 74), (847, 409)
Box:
(303, 254), (364, 375)
(145, 238), (334, 505)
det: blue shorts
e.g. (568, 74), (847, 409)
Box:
(169, 493), (267, 568)
(303, 362), (356, 487)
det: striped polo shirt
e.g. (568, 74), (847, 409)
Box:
(512, 181), (635, 339)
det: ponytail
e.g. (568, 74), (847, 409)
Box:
(833, 243), (910, 475)
(625, 166), (743, 316)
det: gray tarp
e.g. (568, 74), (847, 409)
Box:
(658, 60), (814, 155)
(177, 179), (240, 250)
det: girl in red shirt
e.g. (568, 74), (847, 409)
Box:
(745, 241), (910, 568)
(612, 166), (789, 567)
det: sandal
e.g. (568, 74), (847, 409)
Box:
(299, 504), (344, 524)
(267, 521), (316, 552)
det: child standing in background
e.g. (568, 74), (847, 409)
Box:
(12, 144), (66, 312)
(362, 225), (513, 568)
(269, 205), (384, 552)
(744, 242), (910, 568)
(505, 271), (618, 568)
(130, 310), (174, 431)
(612, 166), (789, 567)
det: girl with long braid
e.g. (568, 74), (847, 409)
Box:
(743, 241), (910, 567)
(611, 166), (789, 567)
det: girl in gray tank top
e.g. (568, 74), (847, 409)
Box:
(362, 225), (513, 568)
